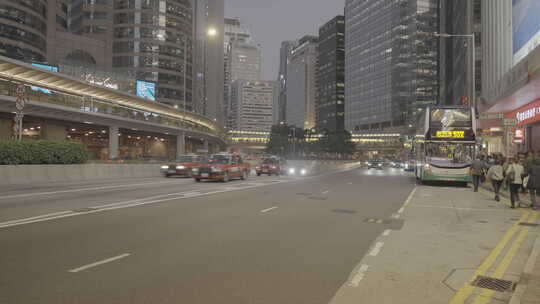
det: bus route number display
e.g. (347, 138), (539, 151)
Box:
(435, 131), (465, 139)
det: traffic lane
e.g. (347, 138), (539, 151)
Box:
(0, 168), (414, 304)
(0, 174), (282, 222)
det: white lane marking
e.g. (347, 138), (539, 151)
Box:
(369, 242), (385, 256)
(382, 229), (392, 237)
(68, 253), (131, 273)
(0, 181), (287, 229)
(347, 182), (353, 185)
(349, 264), (369, 287)
(404, 187), (417, 206)
(391, 213), (401, 219)
(0, 180), (182, 200)
(322, 190), (330, 194)
(261, 207), (278, 213)
(398, 207), (405, 214)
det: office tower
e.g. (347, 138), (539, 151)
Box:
(317, 15), (345, 131)
(286, 35), (318, 130)
(345, 0), (439, 131)
(277, 40), (298, 123)
(230, 80), (275, 132)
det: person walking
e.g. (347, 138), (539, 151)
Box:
(525, 157), (540, 210)
(487, 159), (504, 201)
(506, 157), (525, 209)
(471, 156), (485, 192)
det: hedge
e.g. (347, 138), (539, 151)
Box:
(0, 140), (88, 165)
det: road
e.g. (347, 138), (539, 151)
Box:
(0, 166), (415, 304)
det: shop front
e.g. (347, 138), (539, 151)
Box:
(506, 98), (540, 153)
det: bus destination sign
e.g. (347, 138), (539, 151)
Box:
(435, 131), (465, 139)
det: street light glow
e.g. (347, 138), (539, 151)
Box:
(207, 28), (217, 37)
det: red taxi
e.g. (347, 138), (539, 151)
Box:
(161, 155), (206, 178)
(256, 157), (287, 176)
(192, 154), (251, 182)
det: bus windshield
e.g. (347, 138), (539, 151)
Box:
(426, 143), (474, 167)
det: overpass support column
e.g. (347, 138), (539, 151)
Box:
(109, 126), (119, 160)
(177, 132), (186, 158)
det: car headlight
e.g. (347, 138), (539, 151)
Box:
(271, 166), (277, 169)
(378, 163), (382, 166)
(256, 166), (260, 169)
(161, 165), (168, 169)
(211, 167), (222, 173)
(424, 164), (431, 170)
(176, 165), (186, 170)
(192, 167), (199, 172)
(288, 168), (296, 174)
(300, 169), (307, 175)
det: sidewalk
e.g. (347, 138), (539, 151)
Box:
(329, 184), (540, 304)
(480, 183), (540, 304)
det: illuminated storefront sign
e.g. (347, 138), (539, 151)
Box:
(435, 131), (465, 139)
(508, 99), (540, 126)
(31, 63), (59, 94)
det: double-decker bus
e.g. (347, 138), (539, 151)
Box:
(413, 106), (477, 185)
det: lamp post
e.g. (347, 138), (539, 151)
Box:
(435, 33), (476, 109)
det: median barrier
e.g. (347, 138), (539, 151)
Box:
(0, 164), (163, 186)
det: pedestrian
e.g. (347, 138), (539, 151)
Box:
(471, 155), (485, 192)
(525, 156), (540, 210)
(506, 157), (525, 209)
(487, 159), (504, 201)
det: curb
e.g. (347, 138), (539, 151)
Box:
(509, 228), (540, 304)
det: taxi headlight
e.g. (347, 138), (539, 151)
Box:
(211, 167), (222, 173)
(176, 165), (186, 170)
(300, 169), (307, 175)
(161, 165), (168, 169)
(192, 167), (199, 172)
(288, 168), (296, 174)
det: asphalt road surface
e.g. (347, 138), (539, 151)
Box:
(0, 167), (415, 304)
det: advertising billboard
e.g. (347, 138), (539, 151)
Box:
(31, 63), (59, 94)
(513, 0), (540, 65)
(136, 80), (156, 101)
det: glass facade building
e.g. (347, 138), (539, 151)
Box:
(345, 0), (440, 131)
(0, 0), (49, 62)
(112, 0), (194, 110)
(317, 15), (345, 131)
(277, 40), (298, 124)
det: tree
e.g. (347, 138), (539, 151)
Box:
(318, 130), (356, 156)
(266, 124), (291, 156)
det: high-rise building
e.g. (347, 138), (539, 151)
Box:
(440, 0), (482, 106)
(277, 40), (298, 124)
(317, 15), (345, 132)
(193, 0), (225, 123)
(224, 18), (251, 49)
(230, 80), (275, 132)
(111, 0), (195, 109)
(286, 35), (318, 130)
(345, 0), (440, 131)
(0, 0), (51, 62)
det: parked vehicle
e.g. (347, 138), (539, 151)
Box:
(192, 154), (251, 182)
(161, 155), (206, 177)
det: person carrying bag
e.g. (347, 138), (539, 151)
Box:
(506, 157), (524, 209)
(487, 159), (504, 202)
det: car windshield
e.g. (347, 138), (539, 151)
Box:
(207, 155), (231, 164)
(263, 158), (279, 164)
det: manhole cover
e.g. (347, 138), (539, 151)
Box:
(471, 276), (515, 292)
(309, 196), (327, 201)
(332, 209), (357, 214)
(519, 222), (539, 227)
(72, 207), (97, 213)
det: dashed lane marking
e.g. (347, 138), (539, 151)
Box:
(68, 253), (131, 273)
(403, 187), (417, 207)
(382, 229), (392, 236)
(369, 242), (385, 256)
(348, 264), (369, 287)
(260, 207), (278, 213)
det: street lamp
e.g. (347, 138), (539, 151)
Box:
(434, 33), (476, 109)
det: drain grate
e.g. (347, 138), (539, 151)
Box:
(332, 209), (357, 214)
(72, 207), (97, 213)
(519, 222), (539, 227)
(471, 276), (515, 292)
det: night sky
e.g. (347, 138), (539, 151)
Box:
(225, 0), (345, 80)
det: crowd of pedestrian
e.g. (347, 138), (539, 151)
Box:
(473, 151), (540, 210)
